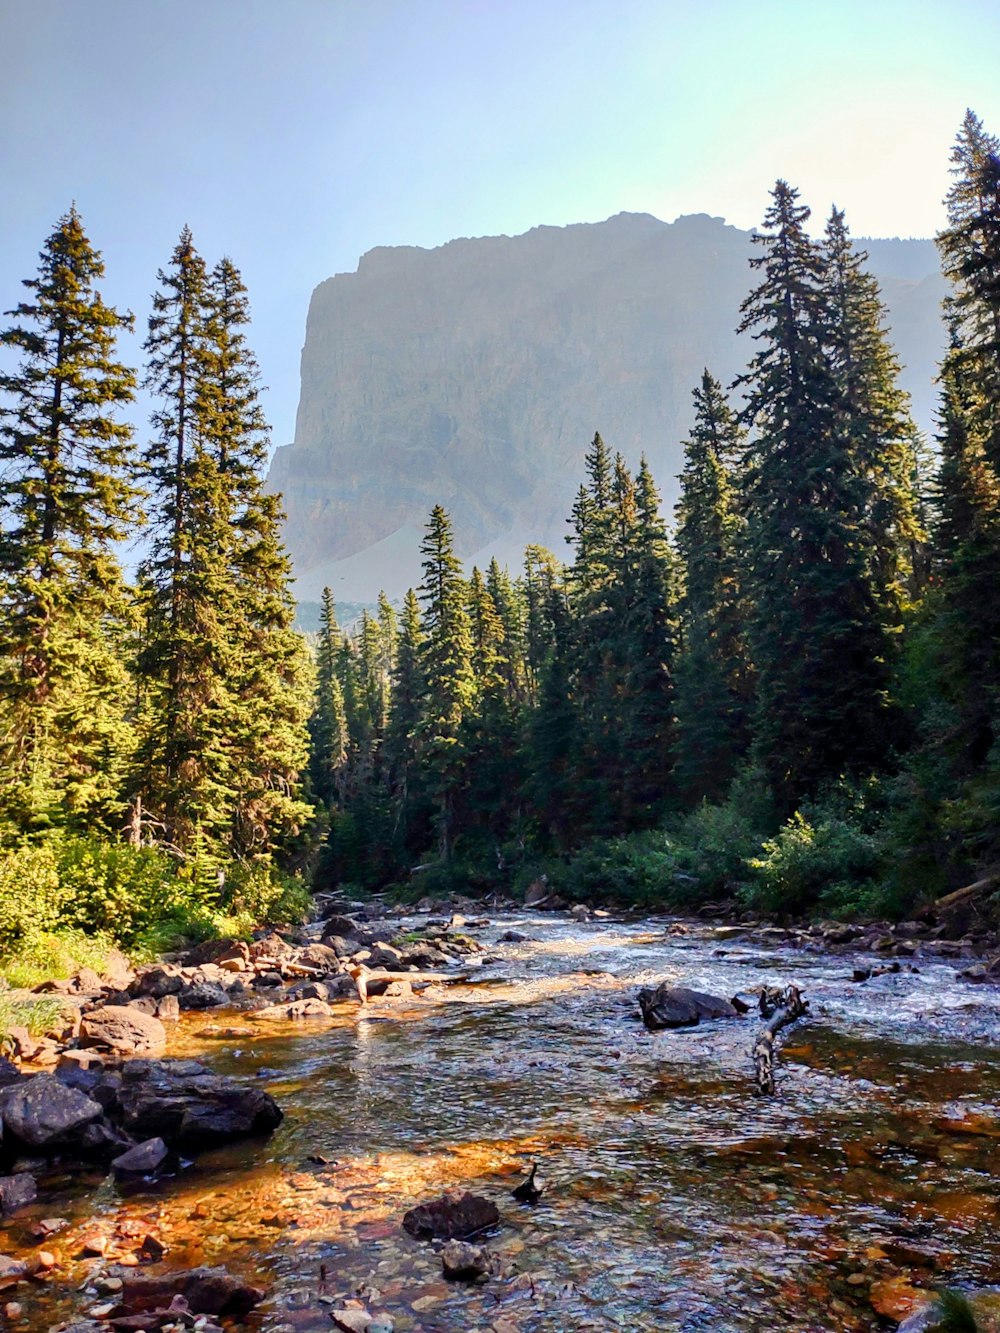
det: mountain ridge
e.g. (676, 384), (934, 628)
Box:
(269, 212), (945, 600)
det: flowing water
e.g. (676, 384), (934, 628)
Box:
(4, 914), (1000, 1332)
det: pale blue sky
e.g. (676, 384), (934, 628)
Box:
(3, 0), (999, 447)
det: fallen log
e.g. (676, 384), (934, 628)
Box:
(751, 985), (808, 1097)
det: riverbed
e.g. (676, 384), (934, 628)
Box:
(4, 913), (1000, 1332)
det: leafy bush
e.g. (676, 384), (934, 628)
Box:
(744, 809), (883, 917)
(0, 843), (65, 952)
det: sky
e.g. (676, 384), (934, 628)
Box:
(3, 0), (1000, 451)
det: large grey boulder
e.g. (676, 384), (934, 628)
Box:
(80, 1004), (167, 1055)
(118, 1060), (282, 1149)
(0, 1073), (103, 1148)
(637, 984), (740, 1030)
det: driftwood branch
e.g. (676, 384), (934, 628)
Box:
(751, 985), (808, 1096)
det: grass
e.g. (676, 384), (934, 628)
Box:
(0, 927), (122, 990)
(0, 990), (69, 1043)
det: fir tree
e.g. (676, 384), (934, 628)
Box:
(309, 588), (350, 807)
(418, 506), (474, 858)
(823, 208), (926, 612)
(737, 182), (895, 809)
(674, 372), (750, 802)
(0, 207), (141, 835)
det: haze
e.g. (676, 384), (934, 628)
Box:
(3, 0), (999, 447)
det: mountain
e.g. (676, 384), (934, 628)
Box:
(269, 212), (945, 600)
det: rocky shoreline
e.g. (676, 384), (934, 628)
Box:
(1, 894), (998, 1331)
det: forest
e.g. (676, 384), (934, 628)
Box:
(1, 110), (999, 981)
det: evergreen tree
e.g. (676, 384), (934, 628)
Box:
(418, 506), (474, 858)
(135, 234), (310, 861)
(674, 372), (750, 802)
(737, 182), (895, 810)
(0, 207), (140, 836)
(309, 588), (349, 808)
(823, 209), (926, 613)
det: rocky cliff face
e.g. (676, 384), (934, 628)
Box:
(269, 212), (945, 600)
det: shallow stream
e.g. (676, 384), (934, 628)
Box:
(4, 914), (1000, 1332)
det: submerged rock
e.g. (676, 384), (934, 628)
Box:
(637, 984), (740, 1030)
(402, 1190), (500, 1239)
(119, 1265), (266, 1318)
(441, 1238), (490, 1280)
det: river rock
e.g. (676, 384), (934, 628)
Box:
(0, 1058), (21, 1088)
(129, 966), (184, 1000)
(637, 984), (740, 1030)
(440, 1239), (490, 1279)
(176, 981), (229, 1010)
(252, 998), (333, 1021)
(402, 1190), (500, 1239)
(0, 1173), (36, 1214)
(118, 1060), (282, 1148)
(0, 1256), (28, 1285)
(120, 1266), (266, 1318)
(897, 1288), (1000, 1331)
(80, 1005), (167, 1055)
(112, 1136), (169, 1176)
(295, 943), (343, 974)
(323, 913), (362, 939)
(0, 1073), (103, 1148)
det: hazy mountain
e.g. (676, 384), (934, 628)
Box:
(269, 212), (945, 600)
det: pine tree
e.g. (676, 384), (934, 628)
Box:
(309, 588), (350, 807)
(201, 257), (312, 859)
(0, 207), (141, 836)
(135, 235), (310, 861)
(737, 182), (895, 810)
(384, 587), (426, 845)
(913, 112), (1000, 869)
(418, 506), (474, 858)
(823, 209), (926, 613)
(674, 372), (750, 802)
(134, 228), (229, 854)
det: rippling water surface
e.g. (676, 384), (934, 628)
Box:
(4, 914), (1000, 1332)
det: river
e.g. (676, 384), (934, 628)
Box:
(4, 913), (1000, 1332)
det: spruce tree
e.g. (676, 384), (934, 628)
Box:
(309, 588), (350, 808)
(0, 207), (141, 835)
(418, 506), (474, 858)
(823, 209), (926, 613)
(737, 182), (895, 810)
(674, 372), (750, 802)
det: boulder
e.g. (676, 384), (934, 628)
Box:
(295, 943), (343, 974)
(129, 966), (185, 1000)
(176, 981), (229, 1011)
(118, 1060), (282, 1149)
(524, 878), (550, 906)
(366, 943), (404, 970)
(0, 1073), (103, 1149)
(112, 1137), (169, 1176)
(323, 913), (362, 940)
(441, 1238), (490, 1280)
(0, 1173), (36, 1215)
(637, 984), (740, 1030)
(80, 1005), (167, 1055)
(129, 995), (180, 1022)
(0, 1058), (21, 1087)
(402, 1190), (500, 1240)
(120, 1266), (266, 1318)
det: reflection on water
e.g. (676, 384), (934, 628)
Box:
(3, 915), (999, 1332)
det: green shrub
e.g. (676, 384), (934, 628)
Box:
(0, 843), (65, 952)
(0, 991), (68, 1041)
(744, 810), (882, 917)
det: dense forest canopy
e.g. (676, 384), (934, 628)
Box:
(1, 111), (999, 966)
